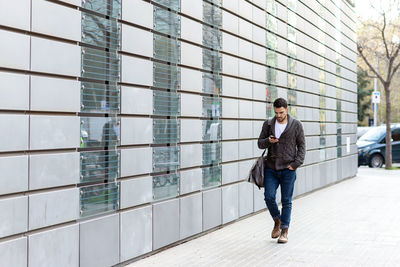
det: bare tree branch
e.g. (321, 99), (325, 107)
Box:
(381, 13), (391, 59)
(357, 44), (385, 84)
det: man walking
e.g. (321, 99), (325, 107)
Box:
(258, 98), (305, 243)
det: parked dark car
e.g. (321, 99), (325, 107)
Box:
(357, 126), (373, 139)
(357, 125), (400, 168)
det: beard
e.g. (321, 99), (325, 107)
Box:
(276, 115), (287, 122)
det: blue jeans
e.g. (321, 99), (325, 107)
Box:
(264, 168), (296, 229)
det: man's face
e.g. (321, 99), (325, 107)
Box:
(274, 107), (288, 122)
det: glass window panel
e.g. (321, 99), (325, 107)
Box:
(319, 149), (326, 161)
(287, 26), (296, 43)
(336, 75), (341, 88)
(80, 117), (120, 148)
(320, 136), (326, 148)
(153, 35), (180, 64)
(203, 73), (221, 95)
(287, 42), (296, 58)
(287, 88), (297, 104)
(152, 173), (179, 200)
(318, 56), (325, 69)
(266, 102), (274, 118)
(153, 90), (180, 116)
(266, 85), (277, 102)
(287, 58), (296, 73)
(267, 68), (277, 85)
(203, 49), (221, 72)
(153, 119), (180, 144)
(202, 165), (221, 189)
(154, 7), (180, 37)
(202, 96), (221, 118)
(288, 0), (296, 11)
(266, 34), (277, 50)
(202, 142), (221, 165)
(81, 47), (120, 81)
(320, 96), (326, 109)
(266, 15), (277, 33)
(266, 50), (277, 67)
(320, 121), (326, 136)
(287, 73), (296, 89)
(266, 0), (277, 15)
(203, 1), (222, 27)
(152, 0), (180, 11)
(203, 120), (221, 141)
(152, 146), (179, 173)
(81, 82), (120, 113)
(80, 182), (119, 217)
(287, 10), (296, 27)
(154, 62), (180, 90)
(206, 0), (222, 6)
(82, 0), (121, 18)
(203, 25), (221, 50)
(289, 106), (297, 118)
(82, 12), (120, 50)
(80, 150), (120, 183)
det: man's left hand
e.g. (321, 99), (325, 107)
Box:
(287, 165), (294, 170)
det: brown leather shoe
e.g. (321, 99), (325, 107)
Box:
(271, 218), (281, 239)
(278, 228), (288, 243)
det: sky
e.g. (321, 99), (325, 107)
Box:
(354, 0), (380, 20)
(354, 0), (399, 21)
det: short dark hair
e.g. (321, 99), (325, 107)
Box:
(273, 98), (288, 108)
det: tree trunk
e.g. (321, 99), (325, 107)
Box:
(385, 86), (392, 169)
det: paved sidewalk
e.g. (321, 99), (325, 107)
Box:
(127, 167), (400, 267)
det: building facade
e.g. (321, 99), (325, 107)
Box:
(0, 0), (357, 266)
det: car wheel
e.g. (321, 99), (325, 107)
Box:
(369, 154), (384, 168)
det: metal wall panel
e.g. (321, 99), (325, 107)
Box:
(30, 115), (80, 150)
(0, 29), (30, 70)
(29, 152), (79, 190)
(121, 25), (153, 57)
(202, 188), (222, 231)
(0, 115), (29, 152)
(32, 0), (81, 41)
(31, 37), (80, 76)
(0, 237), (27, 267)
(0, 72), (29, 110)
(153, 199), (180, 250)
(0, 155), (28, 195)
(29, 188), (79, 230)
(120, 118), (153, 145)
(120, 147), (152, 177)
(0, 197), (28, 238)
(122, 0), (153, 29)
(222, 184), (239, 224)
(28, 225), (79, 267)
(80, 214), (119, 267)
(31, 76), (80, 112)
(121, 56), (153, 86)
(120, 176), (152, 209)
(120, 206), (152, 261)
(180, 193), (202, 239)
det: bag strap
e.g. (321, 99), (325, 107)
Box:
(261, 118), (272, 157)
(261, 149), (266, 157)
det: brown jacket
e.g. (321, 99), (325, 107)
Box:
(257, 114), (306, 170)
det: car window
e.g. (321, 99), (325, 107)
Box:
(359, 127), (386, 142)
(392, 128), (400, 142)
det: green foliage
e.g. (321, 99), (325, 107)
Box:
(357, 68), (373, 125)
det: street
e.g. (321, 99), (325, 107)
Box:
(127, 167), (400, 267)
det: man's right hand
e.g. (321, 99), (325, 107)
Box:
(268, 135), (279, 143)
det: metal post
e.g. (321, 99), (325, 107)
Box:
(373, 58), (378, 126)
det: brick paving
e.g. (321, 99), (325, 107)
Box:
(126, 167), (400, 267)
